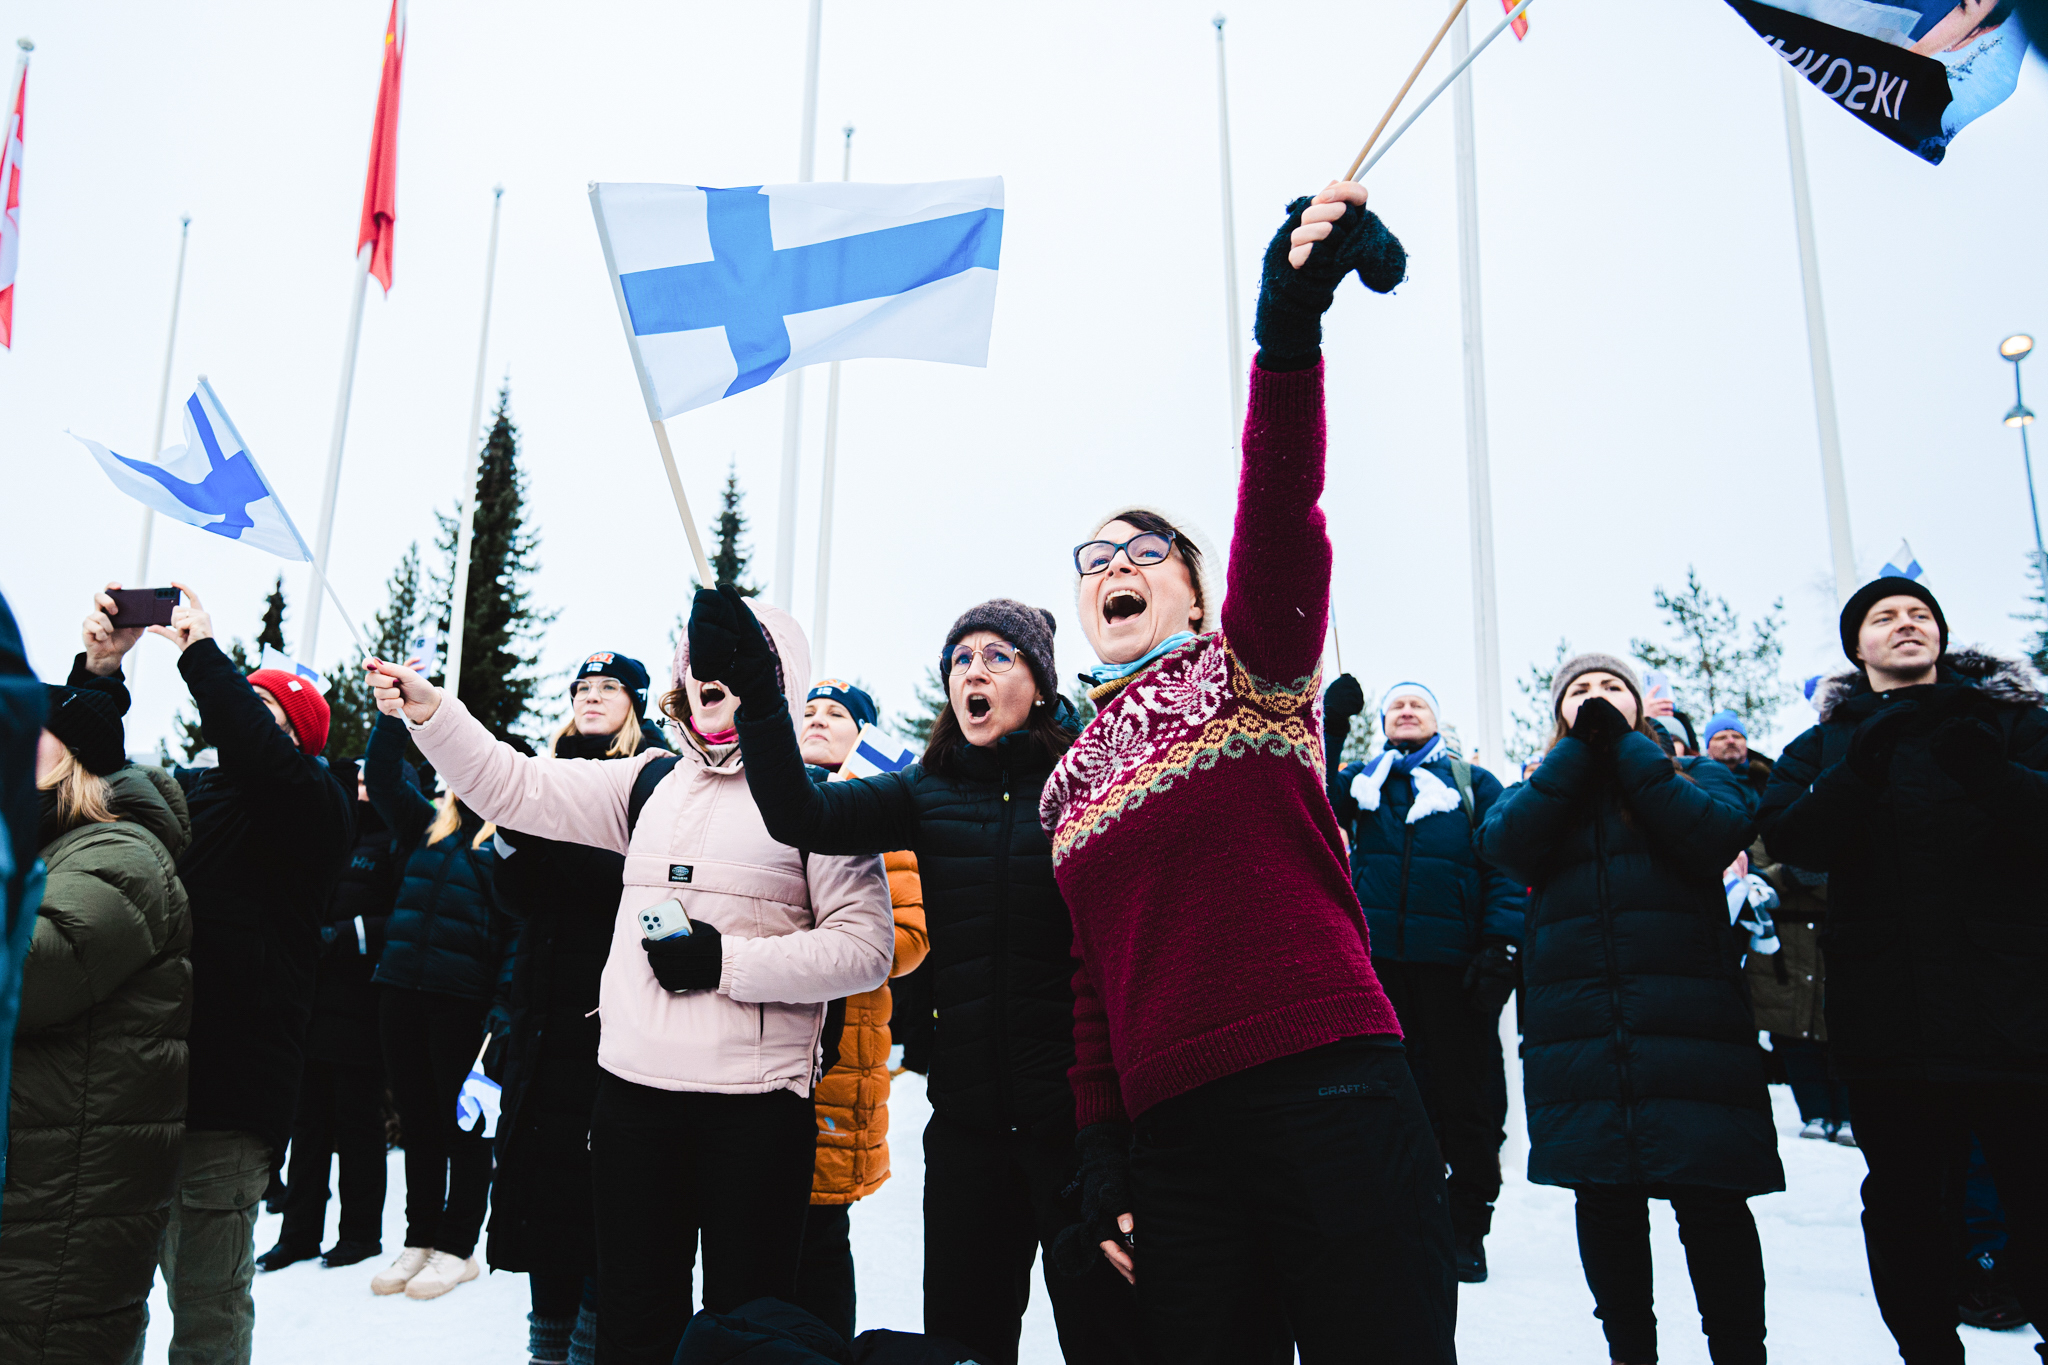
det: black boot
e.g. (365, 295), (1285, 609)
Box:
(321, 1239), (383, 1268)
(255, 1240), (319, 1273)
(1453, 1230), (1488, 1284)
(1957, 1250), (2027, 1330)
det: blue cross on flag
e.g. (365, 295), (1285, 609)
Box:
(832, 723), (920, 783)
(73, 378), (312, 562)
(590, 178), (1004, 419)
(1879, 539), (1923, 581)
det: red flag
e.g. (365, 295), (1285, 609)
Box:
(357, 0), (404, 293)
(0, 53), (27, 348)
(1504, 0), (1530, 40)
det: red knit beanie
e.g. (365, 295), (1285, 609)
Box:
(246, 669), (331, 755)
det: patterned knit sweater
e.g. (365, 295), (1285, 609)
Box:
(1040, 358), (1400, 1128)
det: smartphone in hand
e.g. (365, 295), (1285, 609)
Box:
(107, 587), (182, 627)
(639, 899), (693, 941)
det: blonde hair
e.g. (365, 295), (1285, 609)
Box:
(425, 791), (496, 850)
(37, 747), (116, 830)
(550, 713), (646, 759)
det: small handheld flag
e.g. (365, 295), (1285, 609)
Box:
(455, 1057), (501, 1139)
(832, 724), (919, 783)
(1504, 0), (1530, 40)
(1880, 539), (1923, 582)
(259, 645), (328, 695)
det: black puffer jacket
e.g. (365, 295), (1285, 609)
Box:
(1758, 650), (2048, 1083)
(305, 762), (403, 1065)
(365, 714), (506, 1001)
(735, 703), (1080, 1140)
(1479, 728), (1783, 1193)
(486, 725), (670, 1275)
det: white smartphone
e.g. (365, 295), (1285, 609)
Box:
(638, 898), (693, 941)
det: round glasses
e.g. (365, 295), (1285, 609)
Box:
(573, 678), (629, 701)
(1074, 530), (1176, 576)
(948, 643), (1018, 674)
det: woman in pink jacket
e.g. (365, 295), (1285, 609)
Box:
(367, 602), (893, 1365)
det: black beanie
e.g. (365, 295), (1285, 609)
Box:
(941, 599), (1059, 701)
(571, 650), (652, 717)
(1839, 577), (1947, 663)
(44, 685), (127, 776)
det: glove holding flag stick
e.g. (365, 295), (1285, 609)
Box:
(1345, 0), (1534, 182)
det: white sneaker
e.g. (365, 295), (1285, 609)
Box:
(1832, 1121), (1858, 1149)
(1798, 1119), (1830, 1141)
(403, 1249), (480, 1300)
(370, 1246), (430, 1295)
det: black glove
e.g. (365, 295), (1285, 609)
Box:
(1568, 696), (1631, 749)
(1846, 701), (1919, 787)
(685, 584), (783, 718)
(318, 922), (342, 950)
(483, 1001), (513, 1040)
(1252, 195), (1406, 371)
(1928, 716), (2006, 788)
(1463, 937), (1519, 1015)
(1050, 1122), (1135, 1279)
(1323, 673), (1366, 739)
(643, 922), (724, 993)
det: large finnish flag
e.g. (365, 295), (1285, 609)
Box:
(590, 178), (1003, 419)
(73, 379), (312, 561)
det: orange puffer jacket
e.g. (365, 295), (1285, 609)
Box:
(812, 850), (927, 1204)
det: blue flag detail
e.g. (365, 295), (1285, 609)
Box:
(1879, 538), (1923, 582)
(109, 394), (273, 541)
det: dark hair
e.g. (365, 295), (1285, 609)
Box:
(1098, 508), (1208, 633)
(921, 693), (1077, 777)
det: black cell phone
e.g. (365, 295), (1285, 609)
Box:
(106, 586), (182, 627)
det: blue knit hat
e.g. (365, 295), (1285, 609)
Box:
(1380, 680), (1439, 724)
(805, 679), (877, 730)
(1701, 711), (1746, 748)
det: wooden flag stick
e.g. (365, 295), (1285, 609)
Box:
(1356, 0), (1536, 181)
(1343, 0), (1470, 181)
(650, 418), (717, 590)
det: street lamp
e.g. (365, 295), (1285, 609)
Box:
(2001, 333), (2045, 584)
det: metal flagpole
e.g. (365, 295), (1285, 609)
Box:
(136, 214), (191, 585)
(773, 0), (824, 610)
(812, 126), (854, 673)
(1212, 15), (1243, 437)
(303, 243), (374, 662)
(1451, 4), (1504, 767)
(1779, 65), (1857, 604)
(442, 185), (505, 700)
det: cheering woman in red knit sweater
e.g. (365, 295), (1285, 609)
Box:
(1038, 181), (1456, 1362)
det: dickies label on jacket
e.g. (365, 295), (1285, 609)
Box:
(668, 864), (693, 884)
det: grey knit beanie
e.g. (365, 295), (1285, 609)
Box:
(941, 599), (1059, 700)
(1550, 652), (1643, 720)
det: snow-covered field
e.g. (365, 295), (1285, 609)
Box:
(141, 1035), (2045, 1363)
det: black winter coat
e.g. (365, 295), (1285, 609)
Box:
(150, 640), (353, 1160)
(735, 702), (1081, 1141)
(365, 714), (506, 1002)
(1757, 651), (2048, 1084)
(486, 726), (669, 1275)
(305, 768), (402, 1066)
(1479, 729), (1783, 1194)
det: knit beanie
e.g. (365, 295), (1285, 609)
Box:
(1550, 652), (1644, 720)
(246, 669), (331, 756)
(941, 599), (1059, 701)
(572, 650), (652, 717)
(1839, 576), (1947, 663)
(806, 679), (877, 730)
(43, 684), (127, 775)
(1701, 710), (1746, 747)
(1380, 680), (1439, 723)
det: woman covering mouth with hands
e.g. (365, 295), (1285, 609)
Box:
(1034, 181), (1455, 1363)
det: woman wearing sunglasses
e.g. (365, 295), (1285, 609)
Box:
(686, 591), (1143, 1365)
(1035, 182), (1456, 1363)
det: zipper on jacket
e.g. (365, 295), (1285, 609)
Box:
(1592, 801), (1639, 1179)
(994, 760), (1018, 1132)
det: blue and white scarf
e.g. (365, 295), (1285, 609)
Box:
(1349, 735), (1463, 824)
(1084, 631), (1199, 688)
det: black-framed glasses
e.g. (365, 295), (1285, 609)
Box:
(1073, 530), (1176, 576)
(948, 642), (1019, 674)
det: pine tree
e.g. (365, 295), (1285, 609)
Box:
(1631, 567), (1787, 743)
(2014, 556), (2048, 678)
(323, 544), (425, 762)
(695, 459), (760, 597)
(1335, 706), (1378, 768)
(431, 386), (556, 745)
(256, 576), (288, 654)
(1508, 638), (1574, 765)
(893, 666), (951, 744)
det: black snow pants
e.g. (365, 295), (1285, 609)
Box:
(278, 1058), (388, 1250)
(1375, 958), (1509, 1237)
(379, 986), (492, 1258)
(1573, 1183), (1766, 1365)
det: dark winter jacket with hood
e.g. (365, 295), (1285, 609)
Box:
(365, 713), (507, 1003)
(1757, 649), (2048, 1083)
(0, 593), (47, 1200)
(486, 720), (670, 1275)
(0, 765), (192, 1363)
(304, 757), (403, 1066)
(733, 700), (1085, 1142)
(1327, 744), (1525, 966)
(1478, 728), (1784, 1194)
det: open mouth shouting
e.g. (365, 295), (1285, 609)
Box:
(964, 692), (993, 721)
(696, 683), (728, 707)
(1103, 587), (1147, 625)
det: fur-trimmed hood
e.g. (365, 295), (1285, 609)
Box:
(1815, 648), (2044, 722)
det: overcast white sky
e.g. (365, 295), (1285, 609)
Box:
(2, 0), (2044, 764)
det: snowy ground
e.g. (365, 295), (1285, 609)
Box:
(141, 1033), (2045, 1363)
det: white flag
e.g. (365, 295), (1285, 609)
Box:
(258, 645), (328, 695)
(833, 723), (920, 782)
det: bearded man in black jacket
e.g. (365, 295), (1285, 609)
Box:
(1759, 576), (2048, 1365)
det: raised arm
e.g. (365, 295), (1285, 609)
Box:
(732, 699), (922, 855)
(178, 638), (316, 792)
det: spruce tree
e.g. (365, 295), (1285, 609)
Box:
(1631, 567), (1787, 743)
(323, 544), (425, 762)
(1508, 638), (1574, 765)
(696, 459), (761, 597)
(256, 576), (288, 654)
(431, 385), (555, 745)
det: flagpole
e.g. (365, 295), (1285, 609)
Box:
(443, 185), (504, 699)
(1213, 15), (1244, 438)
(302, 244), (372, 663)
(1780, 65), (1857, 604)
(812, 126), (854, 673)
(773, 0), (824, 610)
(135, 214), (191, 585)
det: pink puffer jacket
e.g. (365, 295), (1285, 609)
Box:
(406, 604), (892, 1097)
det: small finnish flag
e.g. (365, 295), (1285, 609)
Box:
(590, 178), (1004, 419)
(73, 379), (312, 562)
(1879, 540), (1924, 582)
(259, 645), (328, 695)
(833, 724), (920, 783)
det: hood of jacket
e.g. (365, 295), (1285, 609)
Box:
(1816, 648), (2043, 722)
(96, 764), (191, 862)
(668, 599), (810, 763)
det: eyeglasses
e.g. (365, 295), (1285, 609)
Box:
(948, 642), (1019, 674)
(1073, 530), (1176, 576)
(573, 679), (628, 701)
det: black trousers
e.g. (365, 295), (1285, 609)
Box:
(1573, 1184), (1766, 1365)
(793, 1202), (856, 1343)
(1130, 1038), (1457, 1365)
(378, 987), (492, 1258)
(589, 1074), (817, 1365)
(891, 962), (933, 1074)
(1375, 958), (1509, 1236)
(278, 1058), (388, 1249)
(1772, 1035), (1851, 1128)
(921, 1113), (1144, 1365)
(1848, 1078), (2048, 1365)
